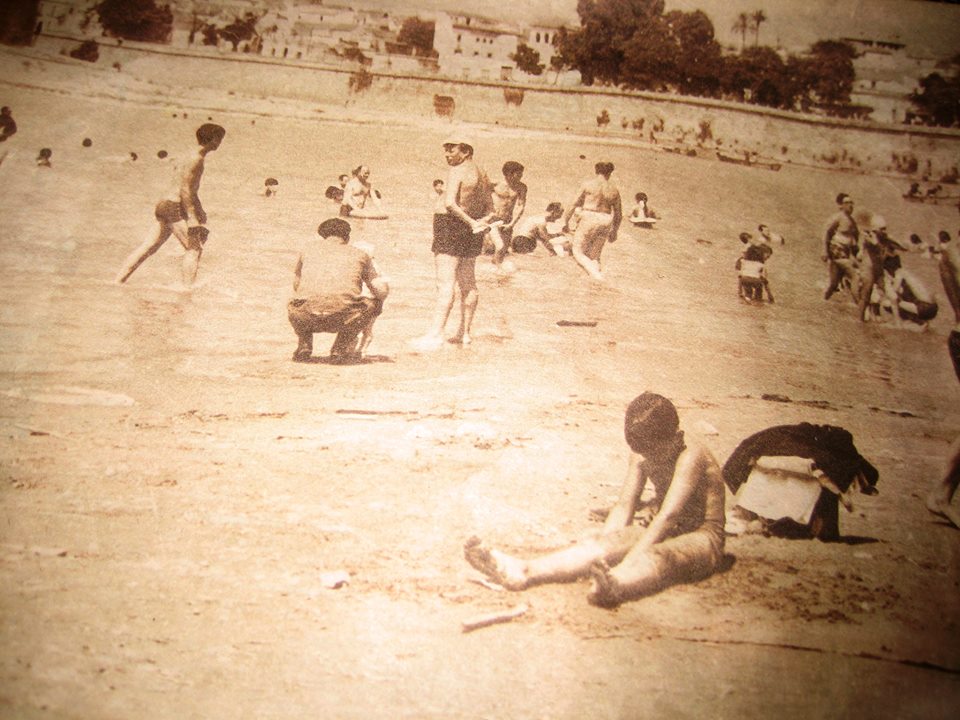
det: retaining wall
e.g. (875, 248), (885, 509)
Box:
(34, 34), (960, 181)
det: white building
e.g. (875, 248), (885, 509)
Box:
(844, 37), (942, 124)
(36, 0), (98, 37)
(433, 12), (523, 81)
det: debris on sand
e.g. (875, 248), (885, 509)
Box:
(461, 603), (529, 633)
(320, 570), (350, 589)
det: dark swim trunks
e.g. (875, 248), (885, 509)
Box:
(949, 329), (960, 383)
(155, 199), (187, 224)
(432, 213), (483, 258)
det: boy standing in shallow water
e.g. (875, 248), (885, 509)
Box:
(485, 161), (527, 267)
(465, 392), (725, 608)
(116, 123), (225, 286)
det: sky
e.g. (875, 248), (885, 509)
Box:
(370, 0), (960, 57)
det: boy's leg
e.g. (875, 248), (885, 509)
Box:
(173, 224), (207, 287)
(451, 257), (478, 344)
(589, 530), (721, 607)
(464, 526), (644, 590)
(927, 435), (960, 529)
(286, 300), (315, 361)
(116, 222), (173, 283)
(331, 298), (382, 359)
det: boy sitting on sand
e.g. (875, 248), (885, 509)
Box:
(464, 392), (726, 608)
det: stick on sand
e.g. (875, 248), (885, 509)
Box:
(461, 603), (529, 633)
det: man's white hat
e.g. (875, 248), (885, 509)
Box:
(868, 214), (887, 231)
(443, 131), (474, 150)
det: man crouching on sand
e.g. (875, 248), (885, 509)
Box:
(465, 392), (726, 608)
(287, 218), (389, 363)
(116, 123), (225, 286)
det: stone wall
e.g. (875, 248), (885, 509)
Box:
(34, 34), (960, 182)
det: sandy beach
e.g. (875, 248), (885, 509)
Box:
(1, 47), (959, 718)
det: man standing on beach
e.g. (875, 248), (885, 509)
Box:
(563, 162), (622, 281)
(823, 193), (860, 301)
(926, 226), (960, 529)
(414, 133), (492, 349)
(115, 123), (225, 287)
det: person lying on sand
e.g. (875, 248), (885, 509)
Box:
(287, 218), (389, 363)
(465, 392), (725, 608)
(116, 123), (225, 286)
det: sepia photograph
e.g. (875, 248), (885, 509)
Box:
(0, 0), (959, 717)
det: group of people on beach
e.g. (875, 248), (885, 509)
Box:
(107, 120), (960, 608)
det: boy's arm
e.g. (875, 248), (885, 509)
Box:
(292, 253), (303, 293)
(180, 155), (206, 226)
(506, 184), (527, 229)
(603, 453), (646, 533)
(609, 192), (623, 242)
(563, 188), (585, 229)
(823, 217), (838, 258)
(361, 256), (390, 300)
(635, 447), (708, 552)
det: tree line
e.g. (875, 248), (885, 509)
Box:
(69, 0), (960, 128)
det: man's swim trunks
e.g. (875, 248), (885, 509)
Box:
(574, 209), (614, 260)
(432, 213), (483, 258)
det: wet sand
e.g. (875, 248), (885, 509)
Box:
(1, 51), (959, 718)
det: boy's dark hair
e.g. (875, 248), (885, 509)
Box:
(433, 178), (444, 187)
(595, 161), (614, 176)
(317, 218), (351, 239)
(546, 202), (562, 214)
(635, 192), (647, 202)
(624, 393), (679, 454)
(836, 193), (850, 205)
(502, 161), (524, 176)
(739, 232), (752, 244)
(940, 230), (952, 243)
(196, 123), (226, 146)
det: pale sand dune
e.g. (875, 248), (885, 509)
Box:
(0, 50), (959, 718)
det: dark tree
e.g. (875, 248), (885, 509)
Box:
(0, 0), (40, 46)
(219, 12), (260, 52)
(724, 46), (789, 108)
(805, 40), (856, 106)
(560, 0), (666, 86)
(910, 72), (960, 127)
(511, 43), (544, 76)
(70, 39), (99, 62)
(666, 10), (723, 97)
(397, 17), (434, 56)
(95, 0), (172, 43)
